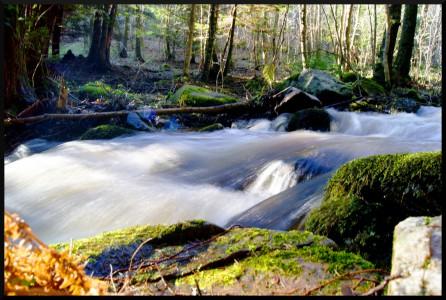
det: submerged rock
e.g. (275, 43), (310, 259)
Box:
(388, 216), (441, 295)
(293, 69), (353, 105)
(168, 85), (238, 107)
(51, 220), (380, 295)
(80, 124), (134, 140)
(287, 108), (331, 132)
(305, 151), (442, 266)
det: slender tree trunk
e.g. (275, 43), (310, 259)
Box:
(223, 4), (237, 76)
(374, 4), (401, 84)
(104, 5), (118, 66)
(183, 4), (196, 77)
(394, 5), (418, 86)
(135, 5), (145, 62)
(300, 4), (308, 69)
(51, 5), (64, 57)
(201, 4), (219, 81)
(382, 6), (392, 84)
(344, 5), (354, 70)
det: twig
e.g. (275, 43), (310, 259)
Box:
(154, 263), (175, 295)
(110, 264), (117, 294)
(128, 237), (153, 274)
(101, 224), (244, 279)
(194, 278), (203, 296)
(360, 274), (403, 296)
(282, 268), (388, 296)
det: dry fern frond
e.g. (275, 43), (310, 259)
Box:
(4, 211), (107, 296)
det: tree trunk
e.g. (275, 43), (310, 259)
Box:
(135, 5), (145, 62)
(4, 4), (36, 111)
(344, 5), (354, 70)
(201, 4), (219, 81)
(373, 4), (401, 85)
(105, 5), (118, 65)
(51, 5), (64, 57)
(88, 10), (102, 63)
(223, 4), (237, 76)
(120, 11), (129, 58)
(394, 5), (418, 86)
(300, 4), (308, 69)
(183, 4), (196, 77)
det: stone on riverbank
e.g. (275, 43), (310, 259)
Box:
(52, 220), (380, 295)
(388, 216), (441, 295)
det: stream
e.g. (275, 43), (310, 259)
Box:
(4, 106), (441, 244)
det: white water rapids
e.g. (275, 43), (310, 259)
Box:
(4, 106), (441, 243)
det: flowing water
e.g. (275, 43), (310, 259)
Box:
(4, 106), (441, 244)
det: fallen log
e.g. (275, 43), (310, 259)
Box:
(4, 101), (252, 126)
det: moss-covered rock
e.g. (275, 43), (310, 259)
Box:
(287, 108), (331, 132)
(79, 124), (134, 140)
(294, 69), (353, 105)
(352, 78), (386, 97)
(340, 72), (360, 83)
(168, 85), (238, 107)
(348, 99), (386, 113)
(305, 151), (442, 267)
(52, 221), (380, 295)
(198, 123), (224, 132)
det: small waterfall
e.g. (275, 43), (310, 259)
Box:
(5, 106), (441, 243)
(245, 160), (298, 197)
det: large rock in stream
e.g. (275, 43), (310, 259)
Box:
(387, 216), (441, 295)
(52, 220), (381, 295)
(290, 69), (353, 105)
(305, 151), (442, 267)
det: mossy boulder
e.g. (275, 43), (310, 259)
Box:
(294, 69), (353, 105)
(305, 151), (442, 267)
(287, 108), (331, 132)
(52, 221), (380, 295)
(198, 123), (224, 132)
(168, 85), (238, 107)
(79, 124), (134, 140)
(353, 78), (386, 97)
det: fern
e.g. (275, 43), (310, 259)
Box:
(262, 63), (276, 89)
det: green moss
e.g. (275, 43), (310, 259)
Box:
(198, 123), (224, 132)
(168, 85), (238, 107)
(79, 81), (112, 98)
(274, 72), (300, 91)
(176, 227), (374, 289)
(50, 220), (215, 259)
(79, 124), (133, 140)
(305, 151), (442, 266)
(287, 108), (331, 132)
(340, 72), (360, 83)
(78, 81), (144, 106)
(348, 100), (386, 113)
(353, 78), (386, 97)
